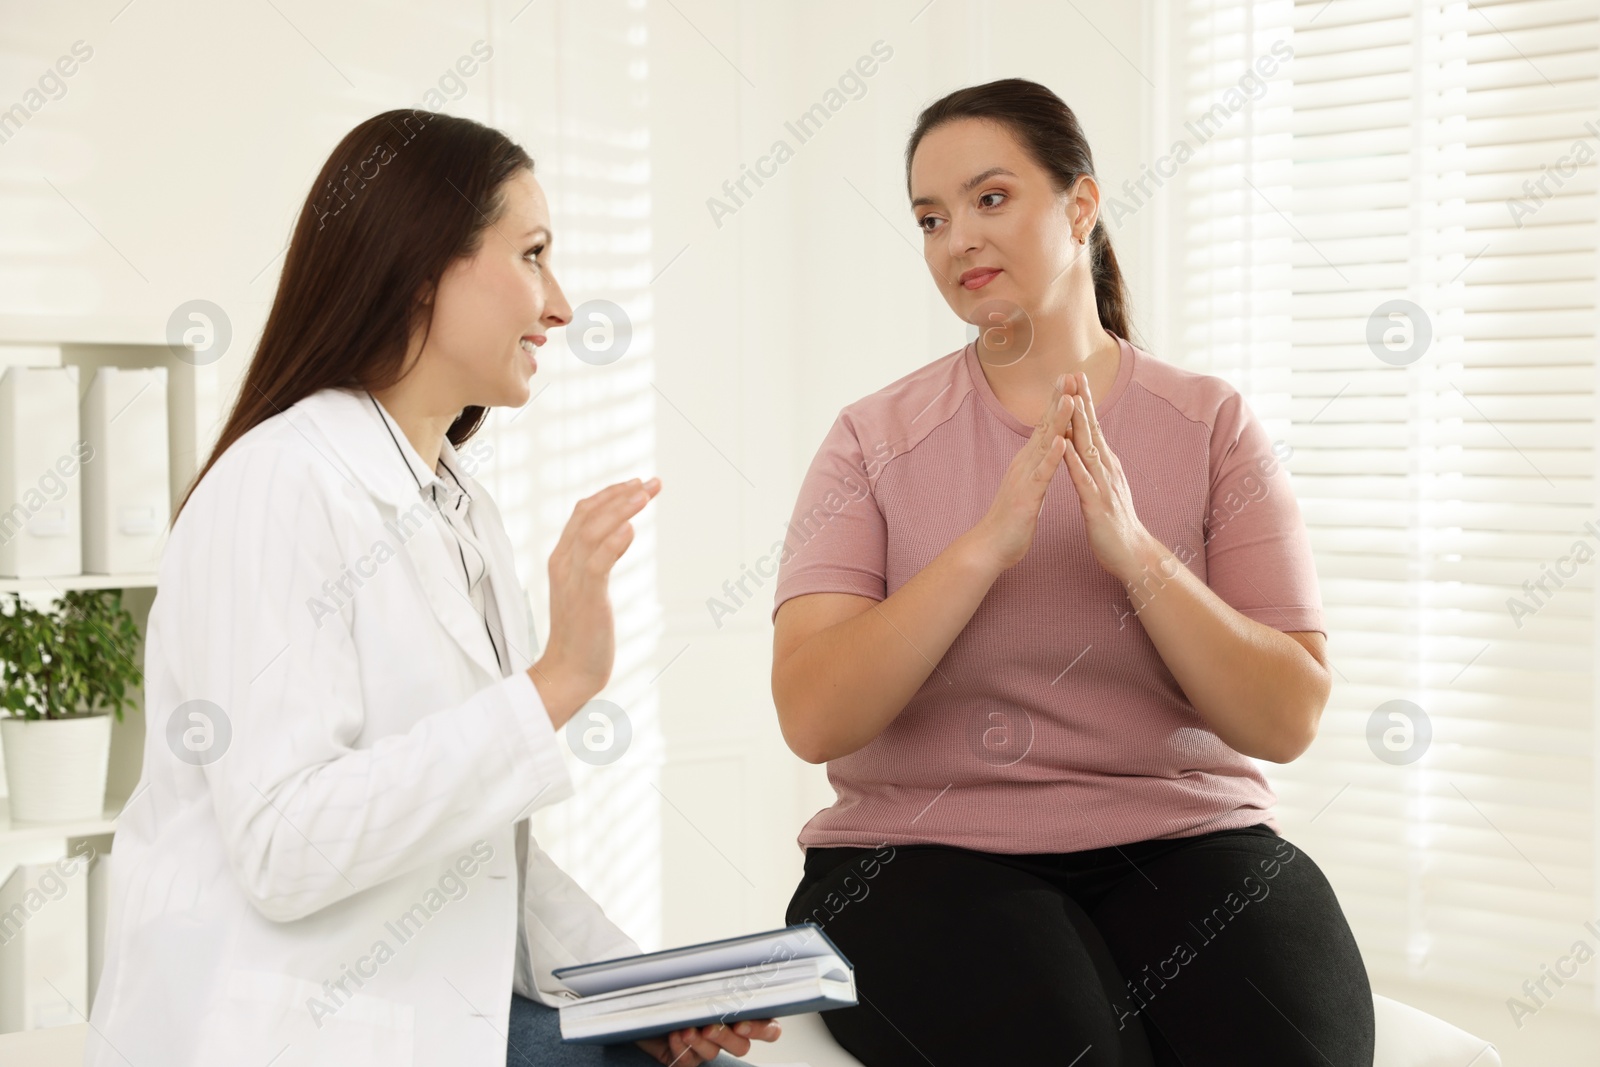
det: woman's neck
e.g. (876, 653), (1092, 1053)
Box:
(976, 304), (1120, 400)
(369, 380), (458, 474)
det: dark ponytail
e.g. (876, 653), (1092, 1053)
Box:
(904, 77), (1134, 344)
(1086, 218), (1132, 345)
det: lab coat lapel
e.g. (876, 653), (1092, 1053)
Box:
(396, 498), (507, 682)
(287, 387), (523, 684)
(444, 450), (534, 675)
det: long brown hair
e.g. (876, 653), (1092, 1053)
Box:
(176, 109), (533, 519)
(904, 78), (1135, 343)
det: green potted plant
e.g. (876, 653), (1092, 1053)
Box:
(0, 589), (142, 822)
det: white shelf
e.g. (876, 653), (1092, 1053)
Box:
(0, 797), (118, 847)
(0, 315), (175, 348)
(0, 574), (157, 594)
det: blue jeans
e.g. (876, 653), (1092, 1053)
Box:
(507, 991), (755, 1066)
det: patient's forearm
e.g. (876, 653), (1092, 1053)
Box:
(773, 532), (1003, 763)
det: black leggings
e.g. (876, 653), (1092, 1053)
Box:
(784, 824), (1373, 1066)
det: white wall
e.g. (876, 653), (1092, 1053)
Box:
(0, 0), (1151, 955)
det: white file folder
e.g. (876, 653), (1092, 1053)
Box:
(80, 367), (170, 575)
(0, 859), (89, 1033)
(0, 366), (83, 579)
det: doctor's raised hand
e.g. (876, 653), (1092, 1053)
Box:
(537, 482), (792, 1067)
(532, 474), (661, 729)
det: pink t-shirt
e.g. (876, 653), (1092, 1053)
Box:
(772, 332), (1324, 854)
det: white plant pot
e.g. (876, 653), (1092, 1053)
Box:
(0, 713), (113, 823)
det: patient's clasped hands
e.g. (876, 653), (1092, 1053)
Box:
(969, 370), (1156, 585)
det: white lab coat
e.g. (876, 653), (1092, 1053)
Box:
(85, 386), (641, 1066)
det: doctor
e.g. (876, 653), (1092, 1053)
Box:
(85, 109), (778, 1067)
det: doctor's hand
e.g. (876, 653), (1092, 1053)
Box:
(530, 476), (661, 730)
(636, 1018), (783, 1065)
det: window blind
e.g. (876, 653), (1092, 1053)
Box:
(1159, 0), (1599, 1010)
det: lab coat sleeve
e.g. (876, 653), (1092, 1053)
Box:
(175, 442), (574, 923)
(513, 828), (643, 1007)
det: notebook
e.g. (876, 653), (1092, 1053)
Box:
(552, 922), (856, 1044)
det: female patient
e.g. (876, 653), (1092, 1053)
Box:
(771, 79), (1374, 1065)
(86, 110), (774, 1067)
